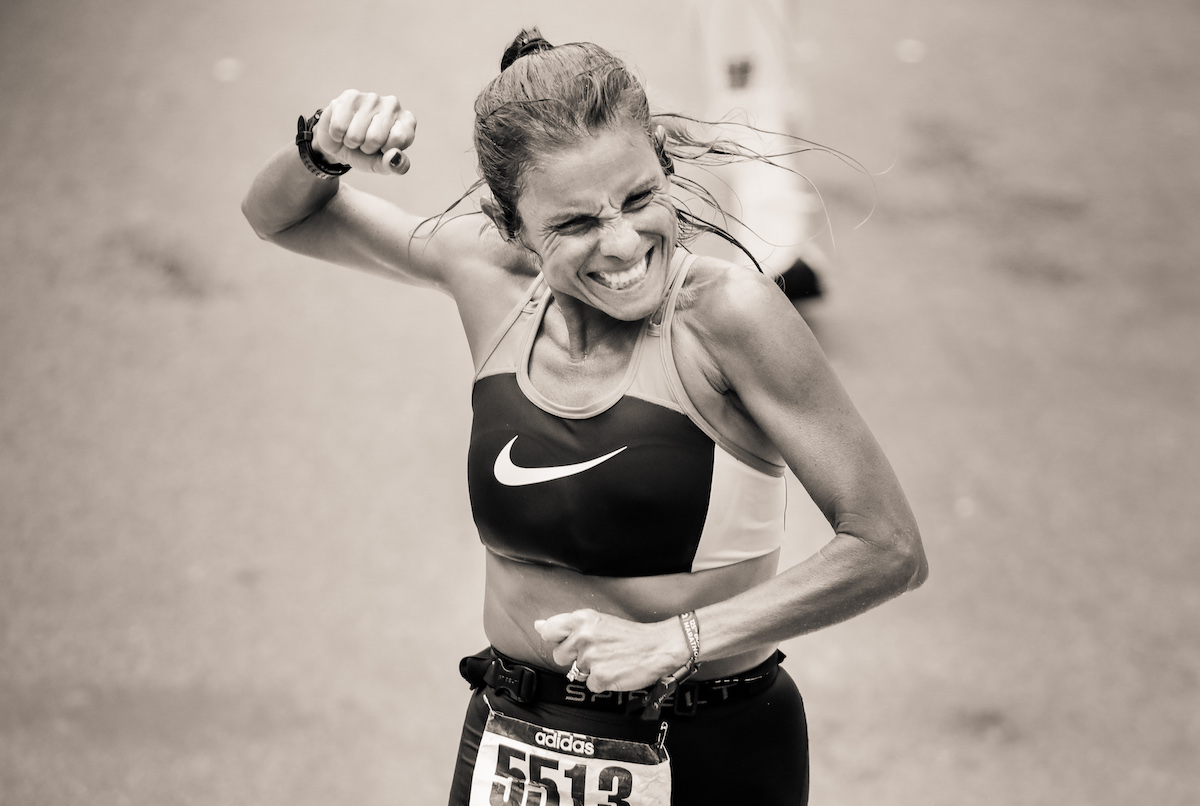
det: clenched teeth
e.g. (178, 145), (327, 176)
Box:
(592, 252), (650, 290)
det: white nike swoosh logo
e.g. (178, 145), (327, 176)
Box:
(493, 436), (628, 487)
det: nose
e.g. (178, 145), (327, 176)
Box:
(598, 214), (640, 260)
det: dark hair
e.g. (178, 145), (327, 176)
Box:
(425, 28), (856, 272)
(473, 27), (662, 240)
(499, 29), (555, 71)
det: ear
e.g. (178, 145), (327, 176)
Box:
(480, 196), (514, 240)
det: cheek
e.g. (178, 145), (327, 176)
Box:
(650, 190), (676, 216)
(537, 231), (593, 266)
(646, 197), (679, 236)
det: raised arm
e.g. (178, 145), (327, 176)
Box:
(242, 90), (484, 292)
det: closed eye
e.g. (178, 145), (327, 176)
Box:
(552, 216), (596, 234)
(624, 190), (654, 210)
(549, 187), (657, 234)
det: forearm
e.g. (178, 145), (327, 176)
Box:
(241, 145), (340, 239)
(693, 530), (926, 663)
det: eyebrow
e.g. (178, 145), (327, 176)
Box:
(547, 178), (660, 226)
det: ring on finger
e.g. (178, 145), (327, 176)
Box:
(567, 660), (589, 683)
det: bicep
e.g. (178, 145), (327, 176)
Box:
(265, 184), (481, 292)
(708, 278), (914, 540)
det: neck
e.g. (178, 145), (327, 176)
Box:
(546, 293), (640, 363)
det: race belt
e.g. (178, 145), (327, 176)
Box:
(460, 648), (783, 719)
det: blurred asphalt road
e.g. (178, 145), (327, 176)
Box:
(1, 0), (1198, 804)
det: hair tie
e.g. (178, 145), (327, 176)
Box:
(518, 36), (552, 58)
(500, 33), (554, 71)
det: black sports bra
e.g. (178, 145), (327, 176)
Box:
(466, 256), (787, 577)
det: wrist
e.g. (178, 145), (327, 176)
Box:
(295, 109), (351, 180)
(661, 611), (701, 684)
(638, 612), (704, 721)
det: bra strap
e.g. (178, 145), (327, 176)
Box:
(471, 273), (546, 379)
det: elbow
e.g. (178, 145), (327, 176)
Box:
(891, 526), (928, 593)
(868, 524), (927, 596)
(904, 543), (929, 591)
(241, 195), (276, 242)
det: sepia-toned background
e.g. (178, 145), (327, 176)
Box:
(2, 0), (1198, 803)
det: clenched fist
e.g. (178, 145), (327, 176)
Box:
(313, 89), (417, 175)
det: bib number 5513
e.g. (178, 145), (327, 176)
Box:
(490, 743), (634, 806)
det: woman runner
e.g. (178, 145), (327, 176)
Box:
(242, 27), (927, 806)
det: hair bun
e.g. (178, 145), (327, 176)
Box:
(500, 28), (554, 71)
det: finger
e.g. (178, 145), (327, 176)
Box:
(535, 615), (581, 668)
(341, 92), (380, 149)
(383, 109), (418, 153)
(361, 98), (400, 154)
(534, 612), (582, 644)
(381, 148), (410, 175)
(554, 643), (580, 668)
(322, 90), (360, 148)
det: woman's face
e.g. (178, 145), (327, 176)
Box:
(514, 125), (676, 322)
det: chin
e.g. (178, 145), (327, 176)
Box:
(588, 246), (672, 319)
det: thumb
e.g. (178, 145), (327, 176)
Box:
(380, 147), (410, 175)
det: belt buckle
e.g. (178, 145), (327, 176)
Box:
(489, 657), (538, 703)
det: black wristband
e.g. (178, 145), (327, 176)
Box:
(295, 109), (351, 180)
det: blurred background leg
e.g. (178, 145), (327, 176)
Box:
(691, 0), (831, 301)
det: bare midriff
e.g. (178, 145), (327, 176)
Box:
(482, 548), (782, 682)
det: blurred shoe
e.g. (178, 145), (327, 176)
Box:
(778, 257), (823, 301)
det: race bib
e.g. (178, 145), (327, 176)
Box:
(468, 702), (672, 806)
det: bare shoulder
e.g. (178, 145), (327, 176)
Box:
(429, 212), (541, 356)
(679, 255), (787, 316)
(666, 254), (832, 465)
(675, 254), (822, 369)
